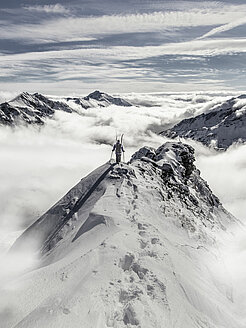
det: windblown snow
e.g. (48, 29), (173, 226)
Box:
(1, 142), (244, 328)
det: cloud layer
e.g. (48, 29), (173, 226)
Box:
(0, 0), (246, 93)
(0, 91), (245, 315)
(0, 92), (245, 240)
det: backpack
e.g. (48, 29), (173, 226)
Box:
(116, 143), (122, 153)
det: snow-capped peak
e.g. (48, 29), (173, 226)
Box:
(84, 90), (132, 107)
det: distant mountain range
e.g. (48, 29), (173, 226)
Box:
(161, 95), (246, 150)
(0, 90), (132, 126)
(2, 90), (246, 150)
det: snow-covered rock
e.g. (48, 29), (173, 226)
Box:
(0, 91), (132, 126)
(0, 92), (72, 125)
(65, 90), (132, 110)
(161, 95), (246, 149)
(3, 142), (243, 328)
(83, 90), (132, 107)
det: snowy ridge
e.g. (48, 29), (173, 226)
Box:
(10, 162), (115, 256)
(161, 95), (246, 149)
(4, 142), (243, 328)
(0, 91), (132, 126)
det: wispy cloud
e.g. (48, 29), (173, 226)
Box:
(199, 17), (246, 39)
(1, 38), (246, 64)
(1, 38), (245, 93)
(24, 4), (70, 15)
(1, 6), (246, 43)
(1, 1), (246, 93)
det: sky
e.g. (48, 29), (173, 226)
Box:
(0, 0), (246, 94)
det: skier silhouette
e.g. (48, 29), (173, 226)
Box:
(112, 139), (125, 164)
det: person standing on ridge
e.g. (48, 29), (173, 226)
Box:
(112, 139), (125, 164)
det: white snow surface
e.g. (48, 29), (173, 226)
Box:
(1, 141), (244, 328)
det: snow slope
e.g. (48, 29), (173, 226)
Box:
(0, 91), (132, 126)
(161, 95), (246, 149)
(1, 142), (244, 328)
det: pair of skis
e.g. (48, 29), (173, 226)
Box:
(120, 134), (125, 163)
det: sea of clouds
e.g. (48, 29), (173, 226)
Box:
(0, 92), (245, 315)
(0, 91), (245, 239)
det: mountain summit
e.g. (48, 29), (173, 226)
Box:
(66, 90), (132, 110)
(84, 90), (132, 107)
(5, 141), (242, 328)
